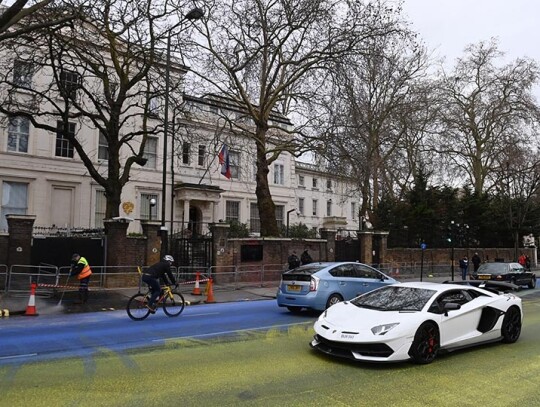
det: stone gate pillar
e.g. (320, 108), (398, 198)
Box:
(320, 229), (337, 262)
(6, 214), (35, 267)
(358, 231), (374, 265)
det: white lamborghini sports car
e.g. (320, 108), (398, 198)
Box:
(311, 281), (523, 364)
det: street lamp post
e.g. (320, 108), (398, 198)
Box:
(286, 209), (295, 237)
(160, 7), (204, 258)
(149, 198), (157, 221)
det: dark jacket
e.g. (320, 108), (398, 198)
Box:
(301, 250), (312, 265)
(144, 261), (176, 285)
(288, 254), (300, 269)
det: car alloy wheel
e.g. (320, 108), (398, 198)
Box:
(325, 294), (343, 309)
(409, 322), (440, 364)
(501, 306), (522, 343)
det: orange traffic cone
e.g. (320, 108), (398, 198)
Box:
(204, 278), (215, 303)
(25, 282), (39, 316)
(192, 271), (202, 295)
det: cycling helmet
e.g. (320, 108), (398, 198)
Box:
(163, 255), (174, 263)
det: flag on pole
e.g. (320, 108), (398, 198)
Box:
(218, 144), (231, 179)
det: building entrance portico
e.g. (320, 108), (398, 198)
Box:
(174, 183), (223, 236)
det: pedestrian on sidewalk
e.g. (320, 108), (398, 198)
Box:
(70, 253), (93, 304)
(471, 252), (481, 272)
(288, 251), (300, 270)
(301, 249), (313, 265)
(459, 256), (469, 280)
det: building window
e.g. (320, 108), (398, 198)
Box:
(229, 150), (240, 179)
(141, 193), (158, 220)
(298, 198), (304, 215)
(60, 70), (80, 99)
(250, 202), (260, 233)
(226, 201), (240, 222)
(298, 175), (305, 187)
(326, 179), (332, 191)
(327, 199), (332, 216)
(0, 181), (28, 231)
(198, 145), (206, 166)
(143, 137), (157, 168)
(149, 97), (160, 117)
(13, 60), (33, 87)
(182, 142), (190, 165)
(55, 121), (75, 158)
(312, 178), (318, 189)
(7, 116), (29, 153)
(275, 205), (284, 228)
(273, 163), (284, 185)
(95, 190), (106, 228)
(351, 202), (357, 220)
(312, 199), (318, 216)
(98, 131), (108, 160)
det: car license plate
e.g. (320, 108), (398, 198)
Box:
(287, 284), (301, 292)
(478, 275), (490, 280)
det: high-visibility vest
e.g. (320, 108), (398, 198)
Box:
(77, 257), (93, 280)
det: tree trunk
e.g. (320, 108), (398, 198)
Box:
(255, 128), (279, 237)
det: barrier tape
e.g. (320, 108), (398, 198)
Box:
(37, 283), (80, 289)
(178, 278), (210, 285)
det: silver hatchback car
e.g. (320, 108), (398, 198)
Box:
(276, 261), (398, 312)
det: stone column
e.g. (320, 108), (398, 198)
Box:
(183, 200), (190, 225)
(319, 229), (337, 262)
(358, 231), (374, 265)
(6, 215), (36, 267)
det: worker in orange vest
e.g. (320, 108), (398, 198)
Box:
(70, 253), (93, 304)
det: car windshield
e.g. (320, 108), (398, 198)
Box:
(477, 263), (510, 274)
(350, 286), (436, 311)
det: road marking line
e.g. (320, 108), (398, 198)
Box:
(184, 312), (221, 317)
(0, 353), (38, 361)
(154, 322), (311, 342)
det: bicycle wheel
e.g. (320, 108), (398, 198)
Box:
(126, 293), (151, 321)
(163, 291), (185, 317)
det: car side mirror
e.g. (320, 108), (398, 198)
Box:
(443, 302), (461, 316)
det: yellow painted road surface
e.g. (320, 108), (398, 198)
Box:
(1, 298), (539, 407)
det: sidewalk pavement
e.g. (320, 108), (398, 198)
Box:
(0, 284), (282, 316)
(0, 275), (453, 317)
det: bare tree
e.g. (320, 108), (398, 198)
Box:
(433, 39), (540, 194)
(183, 0), (402, 236)
(0, 0), (80, 42)
(314, 29), (432, 218)
(0, 0), (191, 218)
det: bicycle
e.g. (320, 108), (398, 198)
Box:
(126, 284), (185, 321)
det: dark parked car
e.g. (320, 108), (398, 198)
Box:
(471, 262), (536, 289)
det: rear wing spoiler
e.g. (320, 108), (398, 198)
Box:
(443, 280), (520, 293)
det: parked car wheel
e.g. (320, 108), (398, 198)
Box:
(325, 293), (343, 309)
(528, 277), (536, 289)
(409, 322), (440, 364)
(501, 306), (522, 343)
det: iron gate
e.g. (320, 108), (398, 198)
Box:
(31, 236), (106, 267)
(170, 236), (212, 268)
(335, 238), (360, 262)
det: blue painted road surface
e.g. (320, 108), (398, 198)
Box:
(0, 300), (318, 366)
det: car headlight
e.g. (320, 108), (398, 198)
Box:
(371, 323), (399, 335)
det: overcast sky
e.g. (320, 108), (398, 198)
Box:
(401, 0), (539, 66)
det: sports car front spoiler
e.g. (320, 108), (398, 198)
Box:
(310, 334), (394, 361)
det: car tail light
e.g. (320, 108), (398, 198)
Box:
(310, 276), (320, 292)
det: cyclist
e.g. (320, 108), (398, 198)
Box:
(142, 255), (177, 313)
